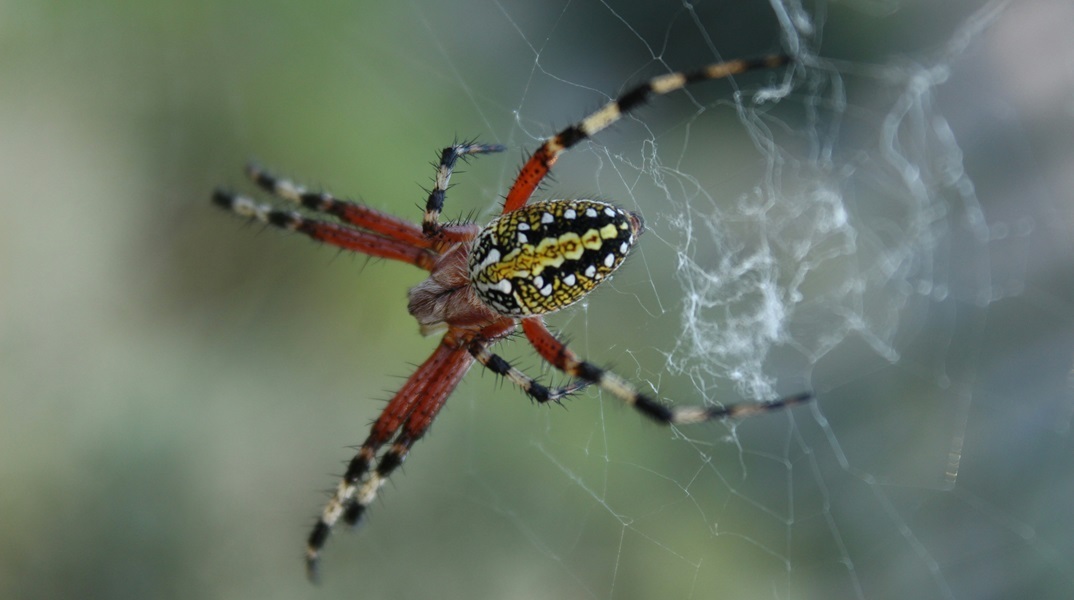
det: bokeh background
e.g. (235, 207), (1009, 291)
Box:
(3, 1), (1072, 599)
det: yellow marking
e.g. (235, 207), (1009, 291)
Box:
(470, 200), (638, 315)
(485, 247), (525, 279)
(537, 236), (564, 259)
(484, 228), (611, 282)
(580, 229), (602, 250)
(557, 235), (582, 259)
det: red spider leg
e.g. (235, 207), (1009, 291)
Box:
(502, 145), (561, 215)
(521, 317), (810, 425)
(429, 222), (483, 245)
(305, 334), (475, 580)
(295, 220), (436, 269)
(503, 54), (790, 214)
(245, 163), (433, 248)
(212, 191), (437, 270)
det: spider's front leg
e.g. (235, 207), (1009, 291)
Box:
(502, 54), (791, 214)
(520, 318), (811, 425)
(422, 142), (506, 238)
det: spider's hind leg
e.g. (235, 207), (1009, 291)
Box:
(212, 190), (436, 268)
(242, 163), (432, 247)
(304, 339), (475, 581)
(339, 437), (413, 527)
(520, 317), (811, 426)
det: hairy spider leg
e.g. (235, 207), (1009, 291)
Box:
(422, 142), (506, 238)
(503, 54), (790, 213)
(521, 317), (811, 425)
(303, 323), (588, 581)
(305, 336), (475, 581)
(212, 190), (437, 269)
(467, 320), (590, 403)
(244, 163), (432, 248)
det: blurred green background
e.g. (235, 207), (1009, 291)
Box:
(2, 1), (1072, 599)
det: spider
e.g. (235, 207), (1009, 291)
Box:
(213, 53), (810, 580)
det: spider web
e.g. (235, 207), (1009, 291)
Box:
(398, 1), (1073, 598)
(2, 1), (1071, 599)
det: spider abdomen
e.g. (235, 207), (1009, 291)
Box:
(469, 199), (644, 316)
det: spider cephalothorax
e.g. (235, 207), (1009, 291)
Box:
(214, 53), (809, 580)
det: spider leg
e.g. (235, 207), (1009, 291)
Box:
(503, 54), (790, 213)
(305, 336), (474, 581)
(521, 317), (810, 425)
(469, 342), (589, 403)
(213, 190), (437, 269)
(422, 142), (506, 238)
(244, 163), (432, 248)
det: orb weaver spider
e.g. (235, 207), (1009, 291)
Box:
(213, 53), (810, 580)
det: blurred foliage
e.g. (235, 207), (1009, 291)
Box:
(2, 1), (1071, 599)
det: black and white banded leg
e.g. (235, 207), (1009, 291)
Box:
(304, 340), (474, 580)
(521, 317), (811, 425)
(212, 191), (435, 268)
(504, 54), (791, 212)
(469, 343), (589, 403)
(243, 163), (430, 246)
(422, 142), (506, 236)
